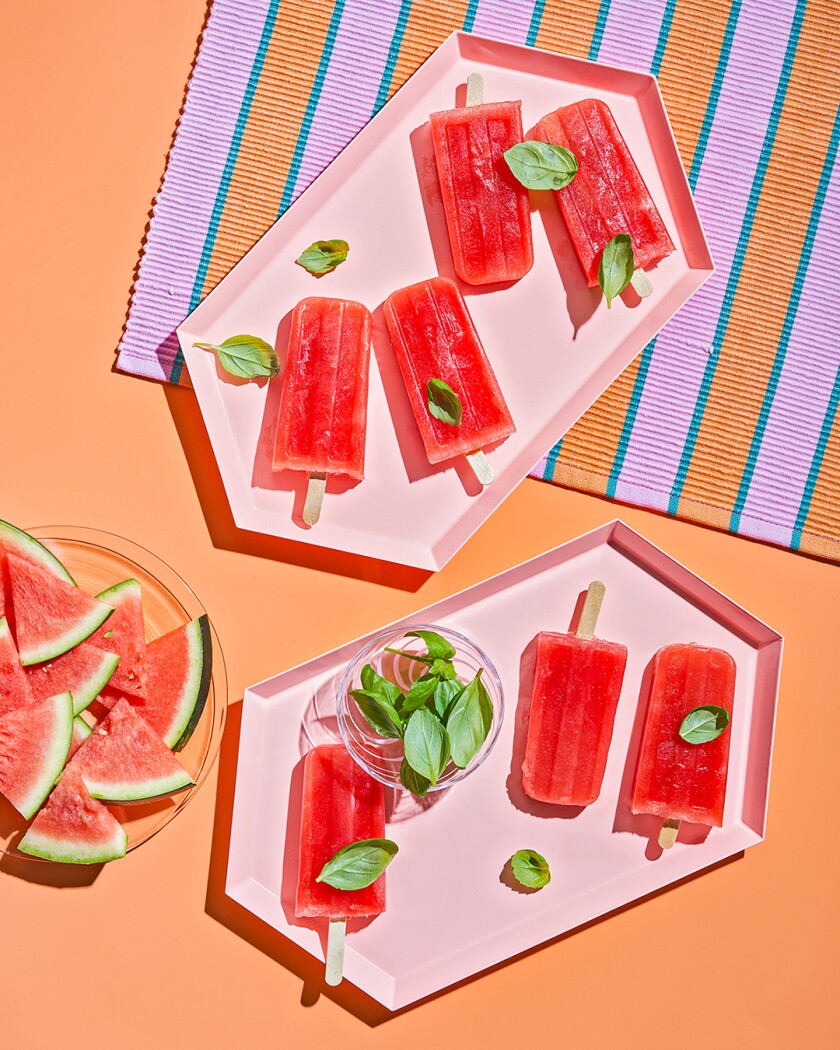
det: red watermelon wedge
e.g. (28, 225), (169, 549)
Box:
(0, 692), (73, 818)
(25, 643), (119, 716)
(8, 554), (113, 666)
(0, 615), (33, 717)
(18, 768), (127, 864)
(87, 578), (146, 698)
(0, 520), (74, 622)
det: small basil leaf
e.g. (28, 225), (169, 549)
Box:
(446, 670), (493, 769)
(383, 647), (434, 667)
(349, 689), (403, 738)
(510, 849), (551, 889)
(194, 335), (279, 380)
(433, 678), (463, 719)
(598, 233), (635, 308)
(503, 140), (578, 190)
(403, 708), (450, 785)
(406, 630), (456, 660)
(316, 838), (398, 890)
(399, 757), (430, 797)
(295, 239), (349, 276)
(360, 664), (404, 707)
(679, 705), (731, 744)
(401, 674), (440, 714)
(426, 378), (462, 426)
(430, 658), (458, 680)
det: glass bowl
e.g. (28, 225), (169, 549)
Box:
(0, 526), (227, 862)
(336, 623), (504, 792)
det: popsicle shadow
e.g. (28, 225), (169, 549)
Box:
(0, 796), (104, 887)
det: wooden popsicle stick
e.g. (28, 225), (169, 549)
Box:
(466, 72), (484, 107)
(630, 270), (653, 298)
(576, 580), (606, 639)
(466, 449), (494, 486)
(303, 472), (327, 526)
(325, 917), (346, 986)
(658, 817), (681, 850)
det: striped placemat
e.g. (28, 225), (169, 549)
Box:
(118, 0), (840, 562)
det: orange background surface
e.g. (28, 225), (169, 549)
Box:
(0, 3), (836, 1047)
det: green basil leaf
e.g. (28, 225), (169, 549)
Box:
(403, 708), (450, 785)
(503, 140), (578, 191)
(433, 678), (463, 719)
(360, 664), (404, 708)
(194, 335), (279, 380)
(399, 757), (430, 797)
(598, 233), (635, 308)
(406, 630), (456, 660)
(429, 657), (458, 680)
(401, 674), (440, 714)
(316, 837), (398, 890)
(446, 670), (493, 769)
(383, 647), (434, 667)
(349, 689), (403, 738)
(510, 849), (551, 889)
(679, 705), (731, 744)
(426, 378), (462, 426)
(295, 239), (349, 276)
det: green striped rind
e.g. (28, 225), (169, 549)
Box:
(0, 616), (10, 642)
(18, 815), (127, 864)
(0, 520), (74, 585)
(73, 716), (93, 744)
(17, 692), (73, 819)
(169, 615), (213, 751)
(95, 577), (141, 605)
(71, 650), (120, 715)
(19, 602), (114, 667)
(84, 765), (194, 804)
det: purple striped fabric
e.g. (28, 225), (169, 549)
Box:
(470, 0), (538, 42)
(597, 0), (668, 71)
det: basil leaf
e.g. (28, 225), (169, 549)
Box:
(401, 674), (440, 714)
(510, 849), (551, 889)
(194, 335), (279, 380)
(403, 708), (450, 785)
(406, 630), (456, 660)
(383, 647), (434, 667)
(316, 838), (398, 890)
(349, 689), (403, 738)
(295, 239), (349, 276)
(503, 140), (578, 191)
(429, 657), (457, 680)
(446, 670), (493, 769)
(433, 678), (463, 719)
(400, 757), (430, 797)
(598, 233), (635, 308)
(426, 378), (462, 426)
(360, 664), (404, 708)
(679, 705), (731, 744)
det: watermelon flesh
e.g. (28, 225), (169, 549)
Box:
(8, 555), (114, 666)
(87, 579), (146, 698)
(0, 520), (74, 622)
(25, 642), (119, 716)
(18, 768), (127, 864)
(0, 615), (33, 717)
(68, 717), (93, 761)
(0, 692), (73, 818)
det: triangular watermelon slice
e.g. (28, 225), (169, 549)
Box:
(0, 615), (33, 717)
(0, 520), (74, 621)
(18, 768), (127, 864)
(8, 554), (113, 666)
(70, 698), (194, 802)
(87, 579), (146, 698)
(25, 643), (119, 716)
(0, 692), (73, 818)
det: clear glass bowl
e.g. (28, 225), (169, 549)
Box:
(336, 623), (504, 792)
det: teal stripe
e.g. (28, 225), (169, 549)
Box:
(649, 0), (677, 78)
(275, 0), (347, 219)
(372, 0), (413, 115)
(791, 365), (840, 549)
(542, 438), (564, 480)
(730, 105), (840, 531)
(462, 0), (480, 32)
(605, 340), (656, 497)
(526, 0), (547, 46)
(588, 0), (612, 61)
(667, 0), (807, 515)
(172, 0), (282, 384)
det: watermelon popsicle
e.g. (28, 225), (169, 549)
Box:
(522, 581), (628, 805)
(383, 276), (515, 486)
(631, 643), (736, 849)
(272, 297), (372, 525)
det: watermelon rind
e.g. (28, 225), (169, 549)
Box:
(18, 773), (127, 864)
(18, 600), (114, 667)
(0, 520), (74, 585)
(18, 819), (126, 864)
(85, 765), (194, 804)
(71, 715), (93, 749)
(168, 615), (213, 751)
(71, 649), (120, 715)
(0, 692), (74, 819)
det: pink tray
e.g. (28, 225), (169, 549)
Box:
(179, 33), (713, 570)
(226, 521), (781, 1009)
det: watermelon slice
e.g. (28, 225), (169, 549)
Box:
(0, 615), (33, 717)
(0, 692), (73, 818)
(0, 520), (74, 621)
(25, 643), (119, 716)
(18, 769), (127, 864)
(70, 698), (194, 802)
(68, 716), (93, 762)
(8, 554), (113, 665)
(87, 579), (146, 698)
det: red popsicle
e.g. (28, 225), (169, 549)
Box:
(536, 98), (675, 288)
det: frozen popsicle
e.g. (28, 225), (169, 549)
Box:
(631, 643), (736, 849)
(272, 297), (372, 525)
(383, 276), (515, 485)
(536, 98), (674, 294)
(296, 744), (387, 985)
(430, 73), (533, 285)
(522, 581), (628, 805)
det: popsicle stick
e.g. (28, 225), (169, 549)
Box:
(576, 580), (606, 639)
(659, 818), (681, 850)
(466, 450), (494, 486)
(630, 270), (653, 298)
(466, 72), (484, 107)
(303, 472), (327, 526)
(325, 918), (346, 986)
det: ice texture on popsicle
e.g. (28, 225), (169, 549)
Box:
(296, 744), (387, 919)
(522, 632), (628, 805)
(430, 100), (534, 285)
(383, 277), (515, 464)
(535, 98), (675, 286)
(631, 643), (736, 827)
(272, 297), (372, 480)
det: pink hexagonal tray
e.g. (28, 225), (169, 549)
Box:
(226, 521), (781, 1010)
(178, 33), (714, 570)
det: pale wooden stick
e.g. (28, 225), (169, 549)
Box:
(465, 72), (484, 107)
(576, 580), (606, 639)
(466, 450), (494, 486)
(658, 817), (681, 850)
(303, 472), (327, 526)
(325, 917), (346, 986)
(630, 270), (653, 298)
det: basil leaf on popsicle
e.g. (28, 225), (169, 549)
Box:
(316, 838), (398, 890)
(679, 705), (731, 744)
(598, 233), (635, 308)
(426, 378), (463, 426)
(503, 140), (578, 190)
(193, 335), (279, 380)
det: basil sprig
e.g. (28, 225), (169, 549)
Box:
(503, 140), (578, 190)
(426, 379), (462, 426)
(510, 849), (551, 890)
(598, 233), (635, 308)
(316, 838), (398, 890)
(679, 705), (731, 744)
(295, 239), (349, 276)
(194, 335), (279, 380)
